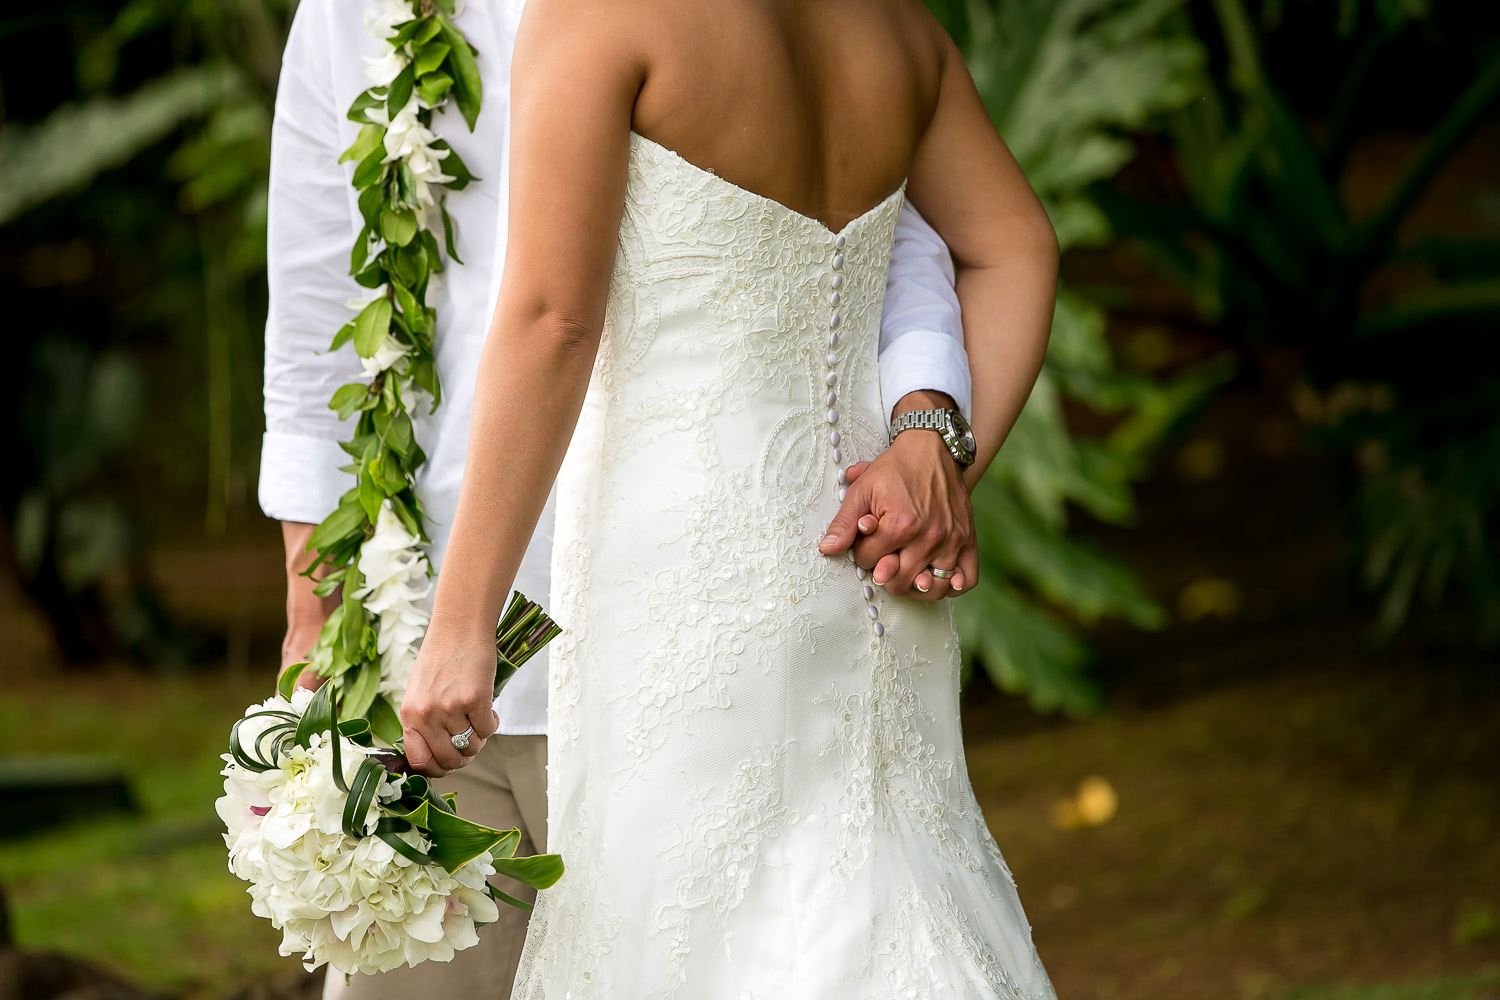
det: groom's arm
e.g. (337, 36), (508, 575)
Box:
(818, 202), (977, 600)
(258, 0), (362, 670)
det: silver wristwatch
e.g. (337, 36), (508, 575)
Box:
(890, 408), (977, 471)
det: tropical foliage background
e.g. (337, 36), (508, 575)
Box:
(2, 0), (1498, 998)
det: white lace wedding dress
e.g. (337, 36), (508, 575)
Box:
(512, 133), (1056, 1000)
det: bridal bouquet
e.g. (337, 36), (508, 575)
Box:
(217, 593), (563, 975)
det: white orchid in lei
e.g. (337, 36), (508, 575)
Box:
(355, 502), (433, 704)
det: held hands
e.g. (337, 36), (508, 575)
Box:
(399, 630), (501, 778)
(817, 397), (978, 600)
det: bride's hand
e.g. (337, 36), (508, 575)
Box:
(399, 630), (500, 777)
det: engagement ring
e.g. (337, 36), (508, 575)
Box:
(450, 726), (475, 750)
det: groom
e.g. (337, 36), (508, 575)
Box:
(260, 0), (978, 996)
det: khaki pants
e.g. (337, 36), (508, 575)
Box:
(323, 734), (548, 1000)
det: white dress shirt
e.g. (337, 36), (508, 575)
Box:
(258, 0), (971, 736)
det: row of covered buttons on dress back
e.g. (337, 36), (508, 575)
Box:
(823, 231), (885, 640)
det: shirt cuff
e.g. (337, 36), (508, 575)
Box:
(257, 431), (356, 524)
(878, 329), (973, 431)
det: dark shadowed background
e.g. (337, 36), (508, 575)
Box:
(2, 1), (1498, 998)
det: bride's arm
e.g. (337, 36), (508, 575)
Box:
(906, 33), (1059, 490)
(400, 0), (643, 776)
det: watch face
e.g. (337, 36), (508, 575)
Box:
(960, 430), (977, 455)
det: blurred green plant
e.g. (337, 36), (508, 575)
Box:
(1097, 0), (1500, 642)
(935, 0), (1233, 714)
(1, 1), (292, 662)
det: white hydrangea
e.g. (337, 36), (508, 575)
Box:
(217, 691), (499, 975)
(355, 501), (433, 706)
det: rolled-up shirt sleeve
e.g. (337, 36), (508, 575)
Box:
(258, 0), (363, 525)
(878, 201), (971, 429)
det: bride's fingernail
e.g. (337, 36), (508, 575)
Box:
(916, 581), (930, 593)
(819, 533), (838, 549)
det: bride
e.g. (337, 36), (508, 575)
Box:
(400, 0), (1059, 994)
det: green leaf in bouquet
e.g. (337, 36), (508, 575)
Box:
(341, 757), (387, 838)
(490, 886), (535, 912)
(490, 853), (565, 891)
(229, 710), (299, 772)
(375, 818), (437, 865)
(294, 681), (336, 749)
(369, 694), (404, 744)
(338, 718), (375, 747)
(276, 659), (308, 701)
(424, 809), (518, 873)
(341, 661), (382, 722)
(414, 16), (443, 44)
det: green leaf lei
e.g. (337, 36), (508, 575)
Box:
(284, 0), (485, 744)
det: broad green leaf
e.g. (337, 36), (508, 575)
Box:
(425, 811), (517, 873)
(440, 200), (462, 264)
(346, 90), (383, 125)
(386, 64), (416, 118)
(491, 853), (566, 890)
(308, 494), (367, 553)
(352, 144), (386, 190)
(341, 661), (382, 721)
(339, 123), (385, 165)
(277, 660), (308, 700)
(330, 383), (368, 421)
(431, 140), (474, 189)
(418, 71), (454, 108)
(350, 225), (373, 275)
(369, 694), (404, 744)
(294, 681), (335, 749)
(330, 321), (357, 352)
(388, 18), (423, 46)
(414, 17), (443, 45)
(352, 297), (393, 358)
(415, 41), (451, 77)
(437, 15), (482, 130)
(381, 206), (418, 247)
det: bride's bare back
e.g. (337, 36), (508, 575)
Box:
(625, 0), (943, 231)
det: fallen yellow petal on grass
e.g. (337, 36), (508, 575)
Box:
(1049, 775), (1118, 830)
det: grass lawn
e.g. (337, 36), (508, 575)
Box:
(0, 671), (308, 998)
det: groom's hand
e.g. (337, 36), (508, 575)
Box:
(280, 521), (338, 689)
(818, 391), (979, 600)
